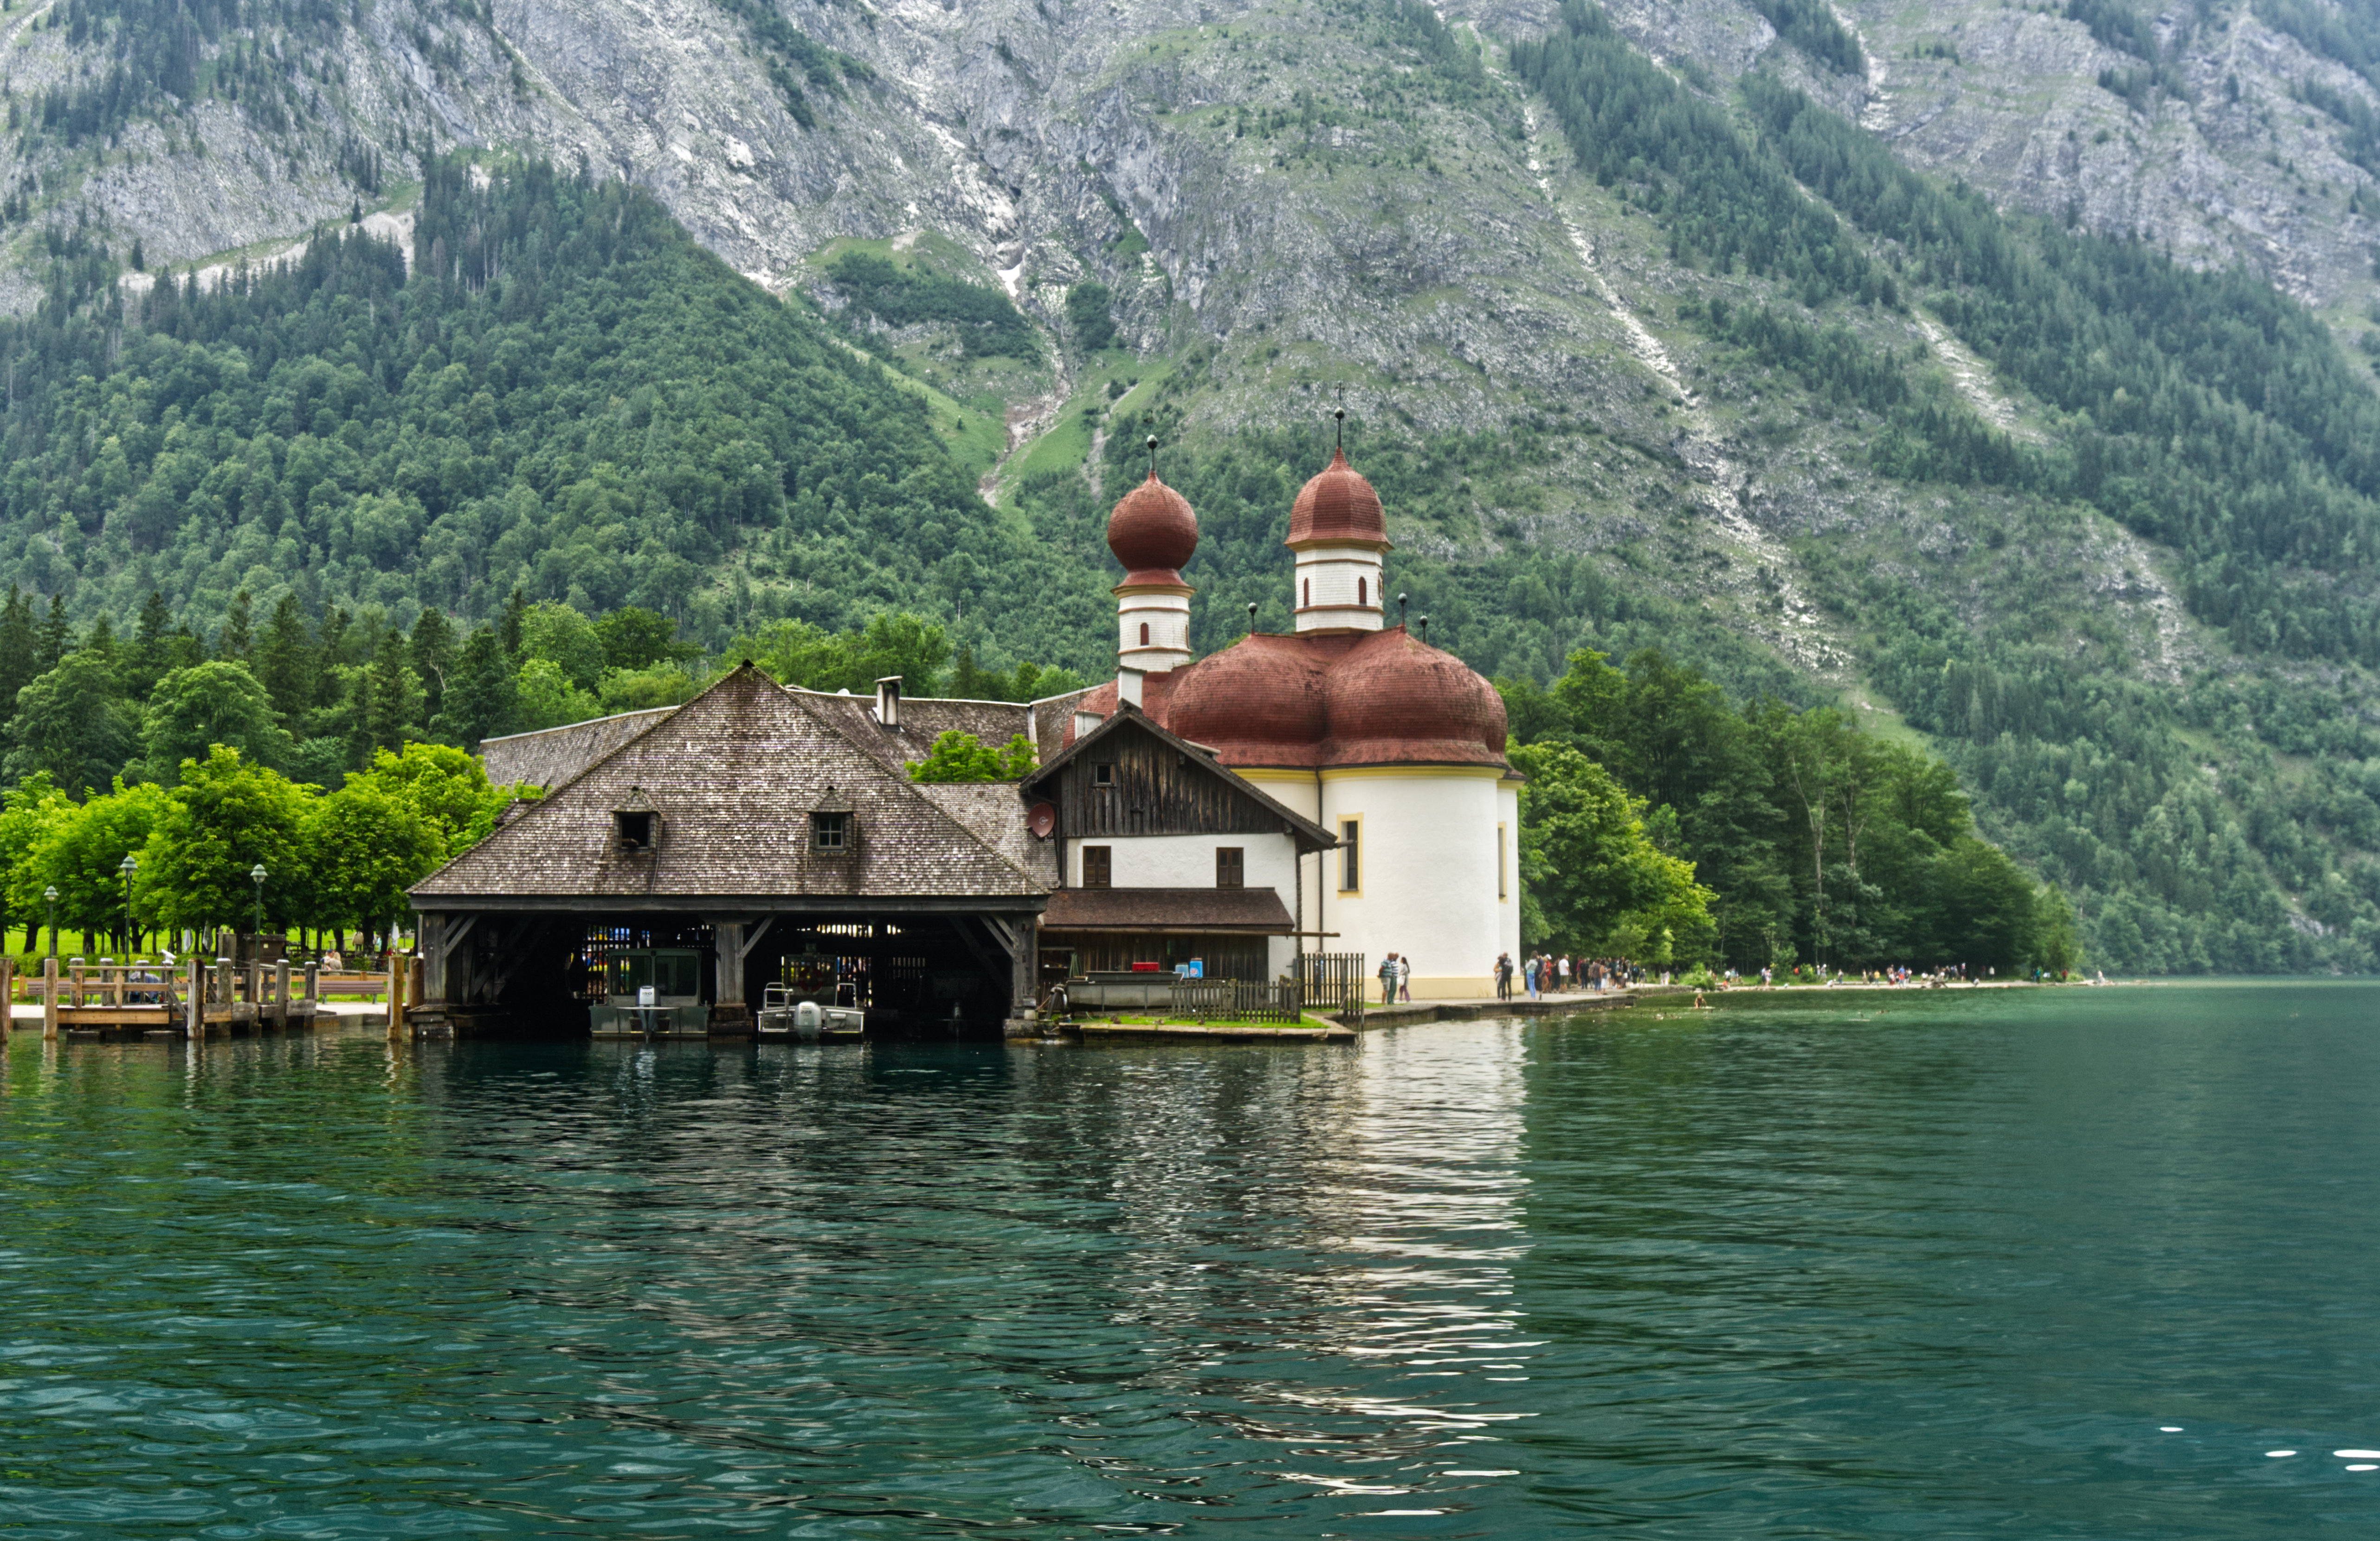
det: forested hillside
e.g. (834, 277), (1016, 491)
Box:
(0, 0), (2376, 975)
(0, 157), (1110, 665)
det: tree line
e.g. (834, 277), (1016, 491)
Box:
(1504, 649), (2077, 976)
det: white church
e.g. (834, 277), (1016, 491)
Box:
(1020, 435), (1523, 999)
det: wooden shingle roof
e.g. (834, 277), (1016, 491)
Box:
(412, 665), (1047, 909)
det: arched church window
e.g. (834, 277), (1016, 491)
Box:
(1139, 622), (1150, 646)
(1303, 579), (1311, 609)
(1358, 577), (1367, 607)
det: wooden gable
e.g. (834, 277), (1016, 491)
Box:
(1026, 708), (1333, 847)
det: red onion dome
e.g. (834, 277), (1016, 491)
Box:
(1286, 447), (1389, 549)
(1321, 628), (1507, 768)
(1167, 635), (1332, 765)
(1107, 471), (1199, 585)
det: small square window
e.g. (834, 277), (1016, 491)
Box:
(615, 810), (654, 850)
(1083, 845), (1112, 888)
(1216, 847), (1244, 889)
(1093, 764), (1115, 789)
(812, 811), (848, 852)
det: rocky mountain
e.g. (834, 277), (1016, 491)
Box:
(6, 0), (2380, 972)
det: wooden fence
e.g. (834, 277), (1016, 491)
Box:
(1172, 978), (1304, 1024)
(1291, 952), (1369, 1012)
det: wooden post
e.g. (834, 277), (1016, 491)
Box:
(304, 960), (318, 1006)
(245, 960), (263, 1029)
(0, 956), (13, 1043)
(386, 950), (407, 1039)
(274, 960), (290, 1029)
(185, 956), (204, 1040)
(69, 957), (84, 1011)
(41, 956), (58, 1041)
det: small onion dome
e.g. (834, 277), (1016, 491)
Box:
(1286, 447), (1389, 549)
(1322, 627), (1507, 768)
(1167, 634), (1333, 762)
(1107, 470), (1199, 586)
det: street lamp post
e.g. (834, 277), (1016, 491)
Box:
(249, 864), (267, 952)
(118, 854), (138, 958)
(43, 884), (57, 959)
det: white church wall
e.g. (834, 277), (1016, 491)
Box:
(1071, 832), (1299, 896)
(1319, 768), (1505, 997)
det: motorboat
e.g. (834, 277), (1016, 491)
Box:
(757, 979), (865, 1040)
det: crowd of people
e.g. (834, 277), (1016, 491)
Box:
(1490, 952), (1638, 1000)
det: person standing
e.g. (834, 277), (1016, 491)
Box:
(1525, 955), (1540, 999)
(1495, 953), (1513, 1001)
(1379, 953), (1398, 1005)
(1396, 953), (1412, 1003)
(1555, 955), (1570, 993)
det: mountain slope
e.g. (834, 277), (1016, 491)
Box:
(0, 0), (2377, 972)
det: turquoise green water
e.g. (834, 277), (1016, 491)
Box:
(3, 984), (2378, 1537)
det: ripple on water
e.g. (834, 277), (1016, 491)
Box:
(3, 988), (2379, 1537)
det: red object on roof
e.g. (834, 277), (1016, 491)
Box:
(1107, 471), (1199, 588)
(1071, 627), (1507, 771)
(1286, 447), (1389, 549)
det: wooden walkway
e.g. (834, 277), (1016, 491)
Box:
(0, 958), (417, 1043)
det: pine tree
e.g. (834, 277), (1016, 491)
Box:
(355, 630), (414, 763)
(408, 608), (457, 731)
(33, 595), (71, 674)
(126, 589), (174, 700)
(218, 590), (254, 663)
(433, 628), (518, 751)
(498, 587), (528, 658)
(254, 595), (316, 725)
(0, 585), (36, 728)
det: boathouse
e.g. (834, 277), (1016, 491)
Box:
(408, 665), (1052, 1036)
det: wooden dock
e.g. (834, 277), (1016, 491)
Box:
(0, 957), (417, 1043)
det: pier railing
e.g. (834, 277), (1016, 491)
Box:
(1173, 979), (1304, 1024)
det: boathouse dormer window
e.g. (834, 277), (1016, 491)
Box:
(809, 786), (856, 857)
(613, 787), (658, 852)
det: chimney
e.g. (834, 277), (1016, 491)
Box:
(874, 676), (902, 729)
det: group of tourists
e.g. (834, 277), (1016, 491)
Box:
(1492, 952), (1629, 1000)
(1377, 953), (1413, 1004)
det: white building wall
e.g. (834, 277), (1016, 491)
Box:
(1292, 546), (1386, 632)
(1498, 778), (1523, 965)
(1319, 769), (1506, 997)
(1116, 590), (1193, 670)
(1069, 832), (1300, 896)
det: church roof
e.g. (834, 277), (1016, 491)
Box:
(1068, 628), (1507, 771)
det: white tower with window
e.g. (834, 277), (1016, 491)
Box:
(1288, 416), (1389, 633)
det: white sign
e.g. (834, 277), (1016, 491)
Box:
(638, 985), (656, 1008)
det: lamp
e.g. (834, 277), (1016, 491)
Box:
(42, 884), (57, 959)
(118, 854), (138, 958)
(250, 864), (267, 944)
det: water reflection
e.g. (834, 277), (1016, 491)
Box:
(10, 990), (2380, 1538)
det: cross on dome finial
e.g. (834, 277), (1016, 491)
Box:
(1332, 383), (1346, 450)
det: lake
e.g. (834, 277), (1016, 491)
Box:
(4, 983), (2377, 1537)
